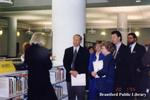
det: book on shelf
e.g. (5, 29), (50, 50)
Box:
(54, 85), (63, 99)
(50, 68), (65, 84)
(0, 71), (28, 98)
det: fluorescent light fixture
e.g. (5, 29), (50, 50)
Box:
(136, 0), (141, 3)
(0, 0), (13, 5)
(87, 0), (108, 3)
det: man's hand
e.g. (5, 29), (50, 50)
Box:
(91, 71), (97, 78)
(70, 70), (78, 77)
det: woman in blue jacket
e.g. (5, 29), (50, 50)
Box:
(96, 41), (115, 100)
(88, 41), (105, 100)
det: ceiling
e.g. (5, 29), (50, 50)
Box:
(87, 5), (150, 29)
(0, 0), (150, 29)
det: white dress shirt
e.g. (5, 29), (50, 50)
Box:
(73, 46), (80, 53)
(130, 42), (136, 53)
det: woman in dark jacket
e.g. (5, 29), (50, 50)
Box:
(25, 32), (57, 100)
(96, 41), (115, 100)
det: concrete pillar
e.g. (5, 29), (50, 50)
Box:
(7, 17), (17, 57)
(52, 0), (86, 66)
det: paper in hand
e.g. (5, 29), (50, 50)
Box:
(71, 74), (86, 86)
(93, 60), (103, 72)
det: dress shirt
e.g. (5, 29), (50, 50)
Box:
(114, 42), (121, 58)
(73, 46), (80, 53)
(130, 42), (136, 53)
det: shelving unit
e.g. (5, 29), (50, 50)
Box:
(50, 66), (68, 100)
(0, 65), (68, 100)
(0, 70), (28, 100)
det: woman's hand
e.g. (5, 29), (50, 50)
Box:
(91, 71), (97, 78)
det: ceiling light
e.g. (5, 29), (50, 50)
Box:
(17, 31), (20, 37)
(100, 31), (106, 36)
(87, 0), (108, 3)
(25, 27), (33, 35)
(88, 28), (96, 34)
(0, 0), (13, 6)
(136, 0), (141, 3)
(0, 30), (3, 36)
(135, 31), (140, 37)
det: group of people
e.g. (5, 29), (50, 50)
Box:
(63, 31), (150, 100)
(23, 31), (150, 100)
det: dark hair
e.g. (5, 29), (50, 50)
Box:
(73, 34), (82, 41)
(128, 33), (137, 39)
(88, 46), (94, 50)
(96, 40), (102, 44)
(102, 41), (115, 53)
(111, 31), (122, 41)
(95, 40), (102, 47)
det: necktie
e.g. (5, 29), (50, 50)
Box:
(71, 48), (77, 69)
(113, 47), (117, 59)
(129, 45), (132, 53)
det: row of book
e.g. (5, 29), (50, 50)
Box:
(11, 94), (28, 100)
(0, 72), (28, 98)
(50, 67), (65, 84)
(54, 85), (64, 99)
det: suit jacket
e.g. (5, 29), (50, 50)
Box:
(114, 43), (128, 86)
(63, 46), (89, 82)
(25, 44), (57, 100)
(96, 54), (115, 92)
(127, 43), (146, 86)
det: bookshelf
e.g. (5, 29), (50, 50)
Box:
(0, 65), (67, 100)
(50, 66), (68, 100)
(0, 70), (28, 100)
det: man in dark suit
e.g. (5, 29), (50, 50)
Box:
(127, 33), (146, 94)
(111, 31), (129, 99)
(63, 34), (89, 100)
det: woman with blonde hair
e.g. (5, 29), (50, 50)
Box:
(25, 32), (57, 100)
(88, 40), (105, 100)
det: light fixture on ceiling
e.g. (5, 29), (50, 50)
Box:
(17, 31), (20, 37)
(87, 0), (108, 3)
(0, 0), (13, 6)
(135, 31), (140, 37)
(25, 27), (33, 35)
(136, 0), (142, 3)
(88, 28), (96, 34)
(100, 31), (106, 36)
(0, 29), (3, 36)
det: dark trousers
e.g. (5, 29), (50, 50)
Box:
(67, 82), (85, 100)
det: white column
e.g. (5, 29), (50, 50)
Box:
(7, 17), (17, 57)
(52, 0), (86, 66)
(117, 13), (128, 44)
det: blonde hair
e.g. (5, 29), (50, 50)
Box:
(30, 32), (47, 46)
